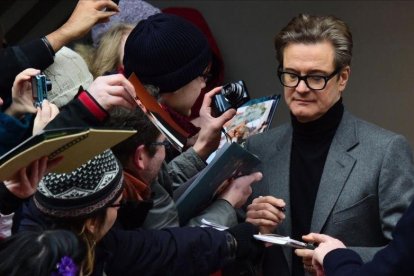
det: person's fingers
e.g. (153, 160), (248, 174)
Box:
(46, 156), (64, 173)
(40, 100), (52, 118)
(201, 86), (222, 109)
(246, 216), (278, 227)
(95, 74), (126, 85)
(246, 208), (283, 225)
(28, 159), (40, 187)
(17, 166), (29, 188)
(247, 201), (285, 217)
(216, 108), (237, 125)
(105, 85), (136, 103)
(94, 0), (120, 12)
(248, 171), (263, 182)
(305, 233), (328, 243)
(38, 156), (49, 174)
(49, 102), (60, 118)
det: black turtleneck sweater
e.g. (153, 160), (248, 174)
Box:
(290, 99), (344, 276)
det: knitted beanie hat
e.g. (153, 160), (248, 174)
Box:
(91, 0), (160, 47)
(44, 46), (93, 108)
(123, 13), (212, 93)
(34, 150), (124, 219)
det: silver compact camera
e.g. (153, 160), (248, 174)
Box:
(32, 74), (52, 107)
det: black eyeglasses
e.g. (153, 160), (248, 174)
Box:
(277, 67), (341, 91)
(150, 140), (171, 150)
(200, 72), (212, 82)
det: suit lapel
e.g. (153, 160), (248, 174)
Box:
(311, 112), (358, 232)
(266, 126), (292, 236)
(264, 126), (294, 272)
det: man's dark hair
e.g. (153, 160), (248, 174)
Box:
(274, 14), (353, 69)
(105, 107), (161, 165)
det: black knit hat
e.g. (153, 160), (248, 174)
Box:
(34, 150), (124, 218)
(123, 13), (212, 93)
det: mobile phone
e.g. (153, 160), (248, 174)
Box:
(32, 74), (51, 107)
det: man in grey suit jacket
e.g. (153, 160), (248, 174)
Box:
(244, 14), (414, 276)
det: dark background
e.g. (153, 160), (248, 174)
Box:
(2, 0), (414, 148)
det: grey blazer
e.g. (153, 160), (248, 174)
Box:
(245, 111), (414, 275)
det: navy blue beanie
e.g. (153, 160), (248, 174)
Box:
(123, 13), (212, 93)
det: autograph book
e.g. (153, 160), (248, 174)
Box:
(0, 128), (136, 180)
(220, 94), (281, 146)
(174, 142), (261, 225)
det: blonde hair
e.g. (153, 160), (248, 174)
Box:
(75, 23), (134, 79)
(91, 23), (134, 78)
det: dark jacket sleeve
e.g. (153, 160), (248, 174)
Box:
(0, 182), (23, 215)
(45, 91), (108, 130)
(0, 112), (33, 155)
(98, 227), (234, 276)
(324, 199), (414, 276)
(0, 39), (54, 105)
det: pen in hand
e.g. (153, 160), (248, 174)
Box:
(277, 206), (286, 212)
(259, 196), (286, 212)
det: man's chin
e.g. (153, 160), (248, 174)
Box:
(292, 109), (318, 123)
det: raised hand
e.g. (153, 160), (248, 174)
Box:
(46, 0), (120, 52)
(219, 172), (263, 208)
(3, 156), (62, 199)
(87, 74), (136, 111)
(192, 87), (236, 160)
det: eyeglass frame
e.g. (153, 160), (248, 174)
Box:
(277, 66), (341, 91)
(149, 140), (172, 150)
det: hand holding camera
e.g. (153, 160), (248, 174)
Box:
(212, 80), (250, 117)
(31, 73), (52, 108)
(5, 68), (40, 118)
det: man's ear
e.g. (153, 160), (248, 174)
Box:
(339, 66), (351, 93)
(133, 144), (147, 170)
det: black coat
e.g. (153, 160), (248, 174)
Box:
(18, 199), (234, 276)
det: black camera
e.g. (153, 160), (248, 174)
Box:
(32, 74), (52, 107)
(213, 80), (250, 116)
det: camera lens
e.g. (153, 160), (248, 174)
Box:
(222, 82), (244, 103)
(46, 79), (52, 91)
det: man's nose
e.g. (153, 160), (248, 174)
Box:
(296, 79), (310, 93)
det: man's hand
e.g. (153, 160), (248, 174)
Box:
(5, 68), (39, 118)
(3, 156), (62, 199)
(33, 100), (60, 135)
(296, 247), (316, 275)
(87, 74), (136, 111)
(46, 0), (119, 52)
(246, 195), (286, 234)
(303, 233), (346, 276)
(192, 87), (236, 160)
(219, 172), (263, 208)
